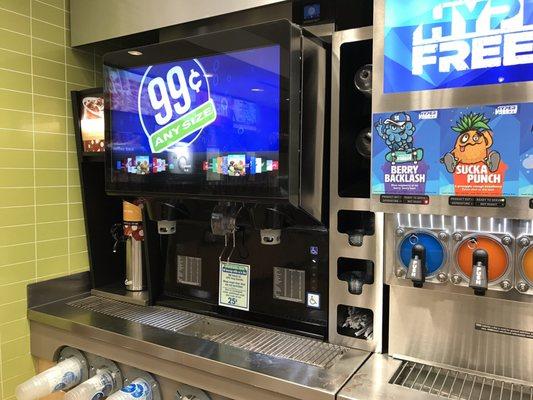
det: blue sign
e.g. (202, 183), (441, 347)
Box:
(384, 0), (533, 93)
(371, 102), (533, 197)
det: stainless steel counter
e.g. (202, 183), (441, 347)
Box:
(338, 354), (533, 400)
(27, 273), (370, 400)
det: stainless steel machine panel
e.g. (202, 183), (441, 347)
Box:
(329, 26), (384, 352)
(370, 0), (533, 219)
(338, 354), (533, 400)
(384, 213), (533, 382)
(388, 287), (533, 382)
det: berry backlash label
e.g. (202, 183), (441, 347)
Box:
(372, 102), (531, 197)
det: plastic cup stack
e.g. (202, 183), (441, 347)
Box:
(64, 369), (115, 400)
(107, 378), (153, 400)
(15, 357), (83, 400)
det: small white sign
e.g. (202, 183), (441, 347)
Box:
(306, 292), (320, 309)
(219, 261), (250, 311)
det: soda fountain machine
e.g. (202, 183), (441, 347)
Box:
(102, 19), (333, 338)
(339, 0), (533, 398)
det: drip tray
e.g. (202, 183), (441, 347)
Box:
(68, 296), (345, 369)
(338, 355), (533, 400)
(390, 361), (533, 400)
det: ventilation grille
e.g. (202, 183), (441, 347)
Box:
(67, 296), (345, 369)
(68, 296), (202, 332)
(390, 360), (533, 399)
(207, 324), (345, 368)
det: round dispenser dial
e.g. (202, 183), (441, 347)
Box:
(456, 235), (508, 282)
(398, 230), (445, 277)
(520, 246), (533, 286)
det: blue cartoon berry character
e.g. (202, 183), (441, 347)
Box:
(374, 112), (423, 164)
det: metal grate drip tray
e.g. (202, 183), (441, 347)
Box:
(390, 360), (533, 399)
(207, 323), (345, 368)
(68, 296), (203, 332)
(67, 296), (345, 369)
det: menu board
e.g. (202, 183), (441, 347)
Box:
(80, 96), (104, 152)
(372, 102), (533, 197)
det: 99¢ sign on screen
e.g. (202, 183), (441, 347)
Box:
(138, 59), (217, 153)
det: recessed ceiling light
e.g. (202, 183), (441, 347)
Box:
(128, 50), (143, 56)
(251, 88), (264, 92)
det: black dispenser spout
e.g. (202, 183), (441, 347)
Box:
(348, 276), (364, 295)
(407, 243), (426, 288)
(469, 249), (489, 296)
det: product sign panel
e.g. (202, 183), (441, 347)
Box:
(439, 105), (520, 196)
(372, 110), (441, 195)
(383, 0), (533, 93)
(219, 261), (251, 311)
(372, 102), (532, 197)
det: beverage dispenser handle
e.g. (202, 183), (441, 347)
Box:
(469, 249), (489, 296)
(111, 223), (125, 253)
(407, 243), (427, 288)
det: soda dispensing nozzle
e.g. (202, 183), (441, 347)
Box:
(407, 243), (427, 288)
(469, 249), (489, 296)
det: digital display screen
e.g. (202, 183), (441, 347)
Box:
(80, 96), (104, 152)
(303, 3), (320, 21)
(105, 44), (282, 194)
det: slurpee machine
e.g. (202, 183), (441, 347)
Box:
(365, 0), (532, 395)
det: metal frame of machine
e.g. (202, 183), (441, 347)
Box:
(329, 25), (384, 352)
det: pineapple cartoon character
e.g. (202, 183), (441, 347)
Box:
(441, 112), (501, 173)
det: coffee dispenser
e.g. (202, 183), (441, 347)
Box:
(111, 201), (146, 292)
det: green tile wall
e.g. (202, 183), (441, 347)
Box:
(0, 1), (97, 397)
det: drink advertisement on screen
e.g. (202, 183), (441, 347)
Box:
(383, 0), (533, 93)
(371, 102), (532, 197)
(105, 45), (281, 181)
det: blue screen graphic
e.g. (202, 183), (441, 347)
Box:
(384, 0), (533, 93)
(106, 45), (281, 177)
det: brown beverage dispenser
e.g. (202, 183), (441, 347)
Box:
(111, 200), (146, 292)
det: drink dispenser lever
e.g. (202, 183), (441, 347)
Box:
(469, 249), (489, 296)
(407, 243), (426, 288)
